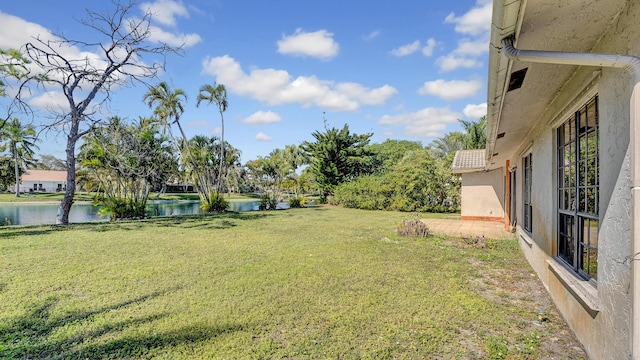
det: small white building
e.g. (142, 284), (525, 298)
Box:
(451, 149), (505, 222)
(17, 169), (67, 192)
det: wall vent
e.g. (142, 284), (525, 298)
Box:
(507, 68), (528, 92)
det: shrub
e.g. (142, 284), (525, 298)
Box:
(288, 196), (306, 208)
(331, 149), (461, 213)
(200, 191), (228, 212)
(258, 194), (278, 210)
(397, 219), (430, 238)
(99, 197), (147, 220)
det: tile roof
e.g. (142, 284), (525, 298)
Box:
(451, 149), (486, 173)
(22, 170), (67, 182)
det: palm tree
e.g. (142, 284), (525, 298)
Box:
(429, 131), (468, 158)
(196, 83), (228, 193)
(2, 118), (39, 197)
(283, 144), (307, 196)
(223, 144), (243, 194)
(143, 82), (209, 204)
(459, 115), (487, 150)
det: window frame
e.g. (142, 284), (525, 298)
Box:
(556, 95), (599, 284)
(523, 153), (533, 234)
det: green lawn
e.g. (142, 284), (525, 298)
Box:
(0, 207), (583, 359)
(0, 191), (96, 203)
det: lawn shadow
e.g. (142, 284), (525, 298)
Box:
(1, 211), (278, 236)
(1, 211), (278, 234)
(0, 225), (68, 240)
(0, 287), (245, 359)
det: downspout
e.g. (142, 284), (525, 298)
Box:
(502, 36), (640, 359)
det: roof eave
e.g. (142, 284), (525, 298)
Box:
(486, 0), (525, 169)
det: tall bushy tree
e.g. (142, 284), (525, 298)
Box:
(0, 157), (14, 191)
(246, 154), (285, 210)
(302, 124), (373, 200)
(78, 117), (176, 219)
(459, 115), (487, 150)
(429, 116), (487, 158)
(332, 149), (460, 212)
(196, 83), (228, 193)
(36, 154), (66, 170)
(367, 139), (424, 173)
(429, 131), (468, 158)
(184, 135), (240, 192)
(1, 118), (39, 197)
(17, 3), (180, 224)
(143, 82), (217, 209)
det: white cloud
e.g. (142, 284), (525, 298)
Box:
(335, 82), (397, 105)
(463, 103), (487, 119)
(444, 0), (493, 36)
(139, 0), (189, 27)
(390, 38), (436, 57)
(453, 37), (488, 56)
(148, 25), (201, 47)
(0, 11), (110, 78)
(0, 9), (187, 98)
(379, 107), (460, 138)
(243, 110), (282, 125)
(0, 11), (49, 49)
(390, 40), (421, 57)
(422, 38), (437, 57)
(436, 54), (483, 72)
(439, 0), (491, 72)
(363, 30), (381, 41)
(201, 55), (396, 111)
(418, 79), (482, 100)
(277, 29), (339, 60)
(28, 91), (71, 110)
(255, 132), (273, 141)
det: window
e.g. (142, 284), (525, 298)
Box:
(523, 153), (533, 233)
(557, 95), (599, 282)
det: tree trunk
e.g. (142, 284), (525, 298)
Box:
(218, 112), (224, 194)
(13, 144), (20, 197)
(173, 118), (210, 204)
(57, 119), (79, 225)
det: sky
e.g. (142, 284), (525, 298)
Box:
(0, 0), (492, 163)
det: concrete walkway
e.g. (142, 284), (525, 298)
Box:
(421, 218), (513, 239)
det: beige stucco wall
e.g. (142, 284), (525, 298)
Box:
(20, 180), (65, 192)
(508, 4), (640, 358)
(461, 169), (504, 220)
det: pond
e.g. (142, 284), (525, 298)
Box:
(0, 200), (287, 226)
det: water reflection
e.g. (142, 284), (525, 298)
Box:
(0, 200), (282, 226)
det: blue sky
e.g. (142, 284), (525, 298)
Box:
(0, 0), (491, 163)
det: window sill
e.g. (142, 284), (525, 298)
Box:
(547, 258), (600, 318)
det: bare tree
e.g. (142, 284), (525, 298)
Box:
(17, 2), (180, 224)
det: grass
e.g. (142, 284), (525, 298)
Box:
(0, 206), (582, 359)
(0, 191), (96, 203)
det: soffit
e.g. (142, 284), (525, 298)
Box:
(487, 0), (627, 168)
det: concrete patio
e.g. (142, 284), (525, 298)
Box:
(421, 218), (513, 239)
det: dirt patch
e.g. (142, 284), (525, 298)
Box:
(466, 252), (588, 359)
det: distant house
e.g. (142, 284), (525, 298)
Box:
(18, 170), (67, 192)
(451, 149), (504, 222)
(469, 0), (640, 358)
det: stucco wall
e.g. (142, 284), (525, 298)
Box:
(21, 180), (65, 192)
(461, 169), (504, 220)
(509, 4), (640, 358)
